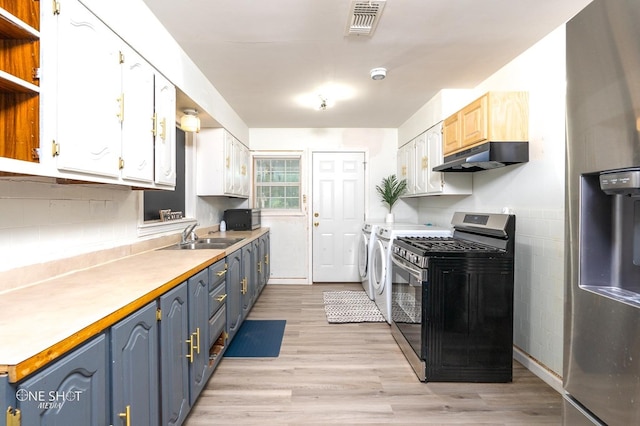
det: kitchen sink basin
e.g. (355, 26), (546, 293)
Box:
(162, 237), (245, 250)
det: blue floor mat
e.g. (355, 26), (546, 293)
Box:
(225, 320), (286, 357)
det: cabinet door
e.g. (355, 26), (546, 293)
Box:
(159, 282), (190, 426)
(120, 46), (154, 183)
(223, 132), (235, 195)
(424, 125), (444, 194)
(257, 235), (266, 293)
(264, 232), (271, 287)
(442, 112), (461, 156)
(241, 243), (253, 318)
(17, 334), (108, 426)
(154, 73), (177, 186)
(237, 142), (250, 196)
(414, 133), (428, 194)
(460, 94), (488, 148)
(226, 248), (243, 341)
(111, 302), (159, 426)
(188, 268), (210, 404)
(397, 142), (414, 195)
(56, 0), (121, 177)
(251, 239), (260, 303)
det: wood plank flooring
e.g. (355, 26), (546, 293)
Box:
(185, 283), (561, 425)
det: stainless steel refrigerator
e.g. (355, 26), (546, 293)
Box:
(565, 0), (640, 424)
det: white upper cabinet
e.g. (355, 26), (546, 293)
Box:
(415, 124), (444, 194)
(52, 0), (176, 188)
(196, 128), (250, 198)
(399, 122), (472, 197)
(153, 73), (176, 186)
(397, 140), (415, 195)
(55, 0), (122, 178)
(120, 47), (155, 183)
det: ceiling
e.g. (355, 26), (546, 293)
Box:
(142, 0), (592, 129)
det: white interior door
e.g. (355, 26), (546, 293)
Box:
(312, 152), (365, 282)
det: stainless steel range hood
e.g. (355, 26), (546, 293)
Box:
(433, 141), (529, 172)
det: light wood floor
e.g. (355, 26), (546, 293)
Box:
(186, 283), (561, 425)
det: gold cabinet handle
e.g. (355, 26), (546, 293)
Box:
(117, 94), (124, 122)
(160, 117), (167, 141)
(241, 278), (247, 294)
(151, 112), (157, 136)
(258, 261), (262, 273)
(314, 222), (319, 227)
(186, 335), (194, 363)
(265, 254), (269, 265)
(422, 156), (428, 169)
(118, 405), (131, 426)
(216, 269), (227, 277)
(216, 294), (227, 302)
(6, 406), (21, 426)
(193, 327), (201, 354)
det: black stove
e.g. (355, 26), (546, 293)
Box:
(390, 212), (516, 383)
(392, 212), (515, 268)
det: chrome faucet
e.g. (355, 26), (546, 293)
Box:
(181, 222), (199, 244)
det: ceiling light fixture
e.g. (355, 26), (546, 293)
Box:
(318, 97), (328, 111)
(180, 108), (200, 132)
(370, 67), (387, 80)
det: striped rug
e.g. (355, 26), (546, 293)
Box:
(322, 290), (385, 323)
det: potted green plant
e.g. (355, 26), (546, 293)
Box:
(376, 174), (407, 223)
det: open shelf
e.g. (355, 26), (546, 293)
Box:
(0, 3), (40, 163)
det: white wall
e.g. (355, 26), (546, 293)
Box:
(0, 177), (140, 272)
(412, 27), (567, 377)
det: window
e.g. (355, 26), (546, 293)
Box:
(254, 157), (301, 210)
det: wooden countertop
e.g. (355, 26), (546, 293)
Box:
(0, 228), (268, 383)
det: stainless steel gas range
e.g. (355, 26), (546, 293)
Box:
(390, 212), (515, 382)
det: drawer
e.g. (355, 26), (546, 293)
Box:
(209, 259), (227, 290)
(209, 282), (226, 317)
(209, 305), (226, 348)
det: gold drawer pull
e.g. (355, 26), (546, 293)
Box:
(193, 327), (201, 354)
(186, 336), (194, 363)
(216, 294), (227, 302)
(118, 405), (131, 426)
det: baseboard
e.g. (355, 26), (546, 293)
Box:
(513, 346), (563, 394)
(266, 279), (311, 285)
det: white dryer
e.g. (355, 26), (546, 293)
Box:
(371, 224), (451, 323)
(358, 221), (416, 300)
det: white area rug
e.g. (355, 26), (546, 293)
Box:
(322, 290), (385, 323)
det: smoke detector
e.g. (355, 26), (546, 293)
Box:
(345, 0), (386, 36)
(370, 67), (386, 80)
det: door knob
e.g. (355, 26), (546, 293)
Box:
(314, 222), (319, 227)
(314, 212), (319, 217)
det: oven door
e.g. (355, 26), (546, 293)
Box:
(390, 253), (427, 380)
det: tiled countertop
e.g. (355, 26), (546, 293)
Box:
(0, 228), (268, 383)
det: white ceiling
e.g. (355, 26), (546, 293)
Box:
(142, 0), (592, 129)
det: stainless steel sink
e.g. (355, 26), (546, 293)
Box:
(162, 237), (245, 250)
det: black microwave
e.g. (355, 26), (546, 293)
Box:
(223, 209), (261, 231)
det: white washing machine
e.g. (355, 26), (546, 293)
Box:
(371, 224), (451, 323)
(358, 222), (380, 299)
(358, 221), (417, 300)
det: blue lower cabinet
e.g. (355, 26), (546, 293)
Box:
(110, 301), (159, 426)
(16, 334), (109, 426)
(187, 268), (211, 405)
(160, 282), (190, 426)
(226, 249), (243, 341)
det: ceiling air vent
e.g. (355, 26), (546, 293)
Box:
(345, 0), (386, 36)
